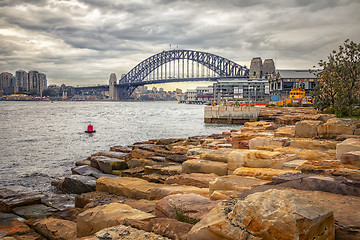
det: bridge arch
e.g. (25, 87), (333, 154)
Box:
(119, 49), (249, 84)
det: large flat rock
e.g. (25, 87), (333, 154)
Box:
(233, 167), (300, 180)
(182, 159), (227, 176)
(149, 185), (209, 200)
(165, 173), (218, 188)
(26, 217), (76, 240)
(96, 176), (161, 200)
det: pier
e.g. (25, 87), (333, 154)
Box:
(204, 105), (260, 124)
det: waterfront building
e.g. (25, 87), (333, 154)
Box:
(0, 72), (14, 95)
(196, 86), (214, 103)
(213, 78), (270, 103)
(249, 57), (275, 79)
(15, 70), (28, 93)
(269, 70), (318, 99)
(185, 89), (197, 102)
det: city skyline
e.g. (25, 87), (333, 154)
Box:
(0, 0), (359, 88)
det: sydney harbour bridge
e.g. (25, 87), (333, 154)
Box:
(107, 49), (250, 100)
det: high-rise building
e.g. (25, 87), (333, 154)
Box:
(15, 70), (28, 92)
(109, 73), (117, 100)
(27, 70), (47, 95)
(0, 72), (14, 94)
(249, 57), (263, 79)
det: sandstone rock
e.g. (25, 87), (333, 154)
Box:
(77, 202), (155, 237)
(248, 136), (288, 149)
(209, 190), (237, 200)
(283, 159), (308, 169)
(243, 121), (277, 129)
(75, 159), (91, 166)
(118, 167), (144, 178)
(0, 217), (33, 239)
(318, 118), (358, 138)
(0, 190), (42, 213)
(123, 199), (156, 213)
(89, 156), (128, 174)
(148, 156), (167, 162)
(86, 225), (170, 240)
(75, 191), (127, 208)
(130, 149), (156, 159)
(337, 138), (360, 159)
(318, 114), (336, 123)
(144, 164), (182, 176)
(51, 207), (84, 222)
(275, 114), (301, 125)
(166, 154), (187, 163)
(26, 217), (76, 240)
(200, 149), (232, 163)
(336, 134), (360, 141)
(259, 146), (336, 161)
(110, 145), (132, 153)
(96, 177), (161, 200)
(295, 120), (322, 138)
(71, 165), (103, 178)
(290, 138), (337, 150)
(12, 204), (58, 219)
(58, 175), (96, 194)
(186, 148), (213, 156)
(187, 189), (335, 240)
(165, 173), (218, 188)
(142, 174), (169, 183)
(230, 132), (274, 149)
(209, 175), (270, 195)
(233, 167), (300, 180)
(274, 126), (295, 137)
(182, 160), (227, 176)
(149, 185), (209, 200)
(148, 218), (192, 240)
(228, 150), (286, 170)
(91, 150), (131, 160)
(340, 151), (360, 167)
(155, 194), (218, 222)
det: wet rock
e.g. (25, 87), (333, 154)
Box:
(0, 217), (34, 239)
(233, 167), (300, 180)
(209, 175), (270, 195)
(144, 164), (182, 176)
(96, 177), (161, 200)
(278, 174), (360, 196)
(295, 120), (322, 138)
(118, 167), (144, 178)
(186, 148), (213, 156)
(57, 175), (96, 194)
(248, 136), (288, 149)
(290, 138), (337, 150)
(149, 185), (209, 200)
(297, 160), (360, 179)
(336, 138), (360, 159)
(71, 165), (103, 178)
(187, 189), (335, 240)
(41, 192), (75, 211)
(182, 159), (228, 176)
(155, 194), (218, 222)
(86, 225), (170, 240)
(148, 156), (167, 162)
(91, 150), (131, 160)
(166, 154), (187, 163)
(89, 156), (128, 174)
(318, 118), (358, 138)
(51, 207), (84, 222)
(165, 173), (218, 188)
(75, 191), (127, 208)
(130, 149), (156, 159)
(227, 149), (286, 170)
(75, 159), (91, 166)
(26, 217), (76, 240)
(12, 204), (58, 219)
(77, 202), (155, 237)
(110, 145), (132, 153)
(340, 151), (360, 167)
(148, 218), (193, 240)
(0, 190), (42, 213)
(142, 174), (169, 183)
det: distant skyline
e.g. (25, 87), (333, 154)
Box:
(0, 0), (359, 89)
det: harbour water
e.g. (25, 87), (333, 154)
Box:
(0, 101), (234, 193)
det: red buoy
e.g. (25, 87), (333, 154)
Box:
(85, 124), (96, 133)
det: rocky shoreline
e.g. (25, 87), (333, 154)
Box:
(1, 107), (360, 240)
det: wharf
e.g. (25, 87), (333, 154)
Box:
(204, 105), (260, 124)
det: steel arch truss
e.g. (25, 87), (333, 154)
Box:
(119, 50), (249, 84)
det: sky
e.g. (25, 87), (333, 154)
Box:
(0, 0), (359, 90)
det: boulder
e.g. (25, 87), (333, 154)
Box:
(71, 165), (103, 178)
(96, 177), (161, 200)
(336, 134), (360, 141)
(166, 154), (187, 163)
(295, 120), (322, 138)
(86, 225), (170, 240)
(165, 173), (218, 188)
(149, 185), (209, 200)
(182, 160), (227, 176)
(147, 218), (193, 240)
(26, 217), (76, 240)
(110, 145), (132, 153)
(89, 156), (128, 174)
(186, 148), (213, 156)
(209, 175), (270, 195)
(200, 149), (232, 163)
(77, 202), (155, 237)
(340, 151), (360, 167)
(130, 149), (156, 159)
(57, 175), (96, 194)
(259, 146), (336, 161)
(142, 173), (169, 183)
(12, 204), (58, 219)
(233, 167), (300, 180)
(297, 160), (360, 179)
(123, 199), (156, 213)
(91, 150), (131, 160)
(227, 150), (286, 170)
(318, 118), (358, 138)
(274, 126), (295, 137)
(337, 138), (360, 159)
(243, 121), (277, 129)
(0, 190), (42, 213)
(155, 194), (218, 222)
(75, 159), (91, 166)
(275, 114), (301, 125)
(230, 132), (274, 149)
(248, 136), (288, 149)
(0, 217), (38, 239)
(290, 138), (337, 150)
(187, 189), (335, 240)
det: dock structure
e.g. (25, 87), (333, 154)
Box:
(204, 105), (260, 124)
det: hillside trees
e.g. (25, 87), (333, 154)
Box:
(312, 39), (360, 117)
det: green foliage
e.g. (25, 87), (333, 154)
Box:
(28, 88), (38, 96)
(42, 88), (58, 97)
(312, 39), (360, 117)
(172, 204), (199, 225)
(286, 103), (293, 107)
(234, 101), (240, 106)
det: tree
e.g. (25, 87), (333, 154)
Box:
(313, 39), (360, 117)
(42, 88), (58, 97)
(28, 88), (39, 96)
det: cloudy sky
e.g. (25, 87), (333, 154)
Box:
(0, 0), (359, 88)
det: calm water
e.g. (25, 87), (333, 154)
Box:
(0, 101), (234, 193)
